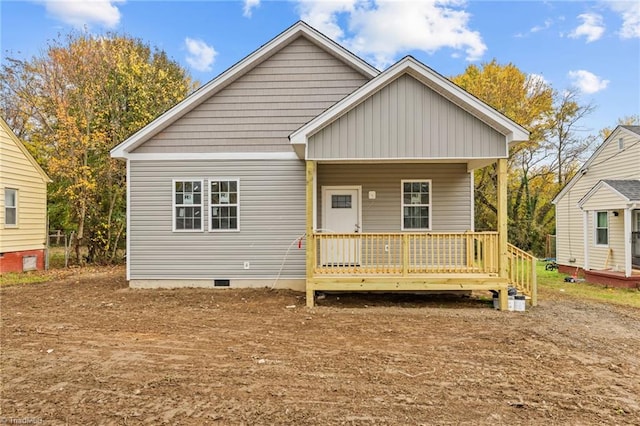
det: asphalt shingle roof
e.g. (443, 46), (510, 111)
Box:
(602, 179), (640, 201)
(621, 125), (640, 136)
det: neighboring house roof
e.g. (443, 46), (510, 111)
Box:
(289, 56), (529, 157)
(110, 21), (379, 158)
(601, 179), (640, 201)
(578, 179), (640, 209)
(552, 125), (640, 205)
(621, 125), (640, 136)
(0, 117), (51, 183)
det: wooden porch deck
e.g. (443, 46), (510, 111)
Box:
(305, 232), (536, 309)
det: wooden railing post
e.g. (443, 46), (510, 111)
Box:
(402, 233), (409, 276)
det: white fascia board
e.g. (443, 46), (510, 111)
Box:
(111, 21), (379, 159)
(291, 56), (529, 148)
(552, 125), (632, 205)
(309, 155), (506, 163)
(123, 151), (300, 161)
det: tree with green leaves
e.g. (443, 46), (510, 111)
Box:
(1, 32), (195, 263)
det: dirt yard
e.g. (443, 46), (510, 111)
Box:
(2, 267), (639, 425)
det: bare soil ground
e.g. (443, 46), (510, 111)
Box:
(2, 267), (640, 425)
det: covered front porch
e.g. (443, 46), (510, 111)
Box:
(288, 57), (537, 309)
(578, 179), (640, 280)
(303, 160), (537, 309)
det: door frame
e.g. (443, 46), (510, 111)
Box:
(321, 185), (362, 234)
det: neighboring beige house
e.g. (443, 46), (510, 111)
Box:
(553, 125), (640, 287)
(0, 117), (51, 273)
(111, 21), (537, 309)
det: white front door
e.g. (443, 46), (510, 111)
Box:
(321, 187), (361, 266)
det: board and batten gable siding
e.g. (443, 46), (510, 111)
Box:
(128, 159), (306, 282)
(555, 128), (640, 269)
(0, 125), (48, 253)
(317, 163), (472, 232)
(133, 37), (371, 154)
(308, 74), (506, 160)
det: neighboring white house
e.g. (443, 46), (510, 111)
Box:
(111, 22), (536, 308)
(0, 117), (51, 273)
(553, 125), (640, 287)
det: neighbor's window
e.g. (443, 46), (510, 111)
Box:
(595, 211), (608, 245)
(402, 180), (431, 230)
(618, 138), (624, 151)
(173, 180), (203, 231)
(210, 179), (239, 231)
(5, 188), (17, 226)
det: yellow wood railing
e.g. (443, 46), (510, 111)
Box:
(313, 232), (499, 276)
(506, 243), (537, 306)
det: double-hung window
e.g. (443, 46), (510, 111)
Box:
(173, 180), (203, 231)
(595, 211), (608, 246)
(402, 180), (431, 230)
(210, 179), (239, 231)
(5, 188), (17, 227)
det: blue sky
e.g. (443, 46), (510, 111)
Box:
(1, 0), (639, 140)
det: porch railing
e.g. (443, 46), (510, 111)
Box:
(313, 232), (499, 275)
(506, 243), (537, 306)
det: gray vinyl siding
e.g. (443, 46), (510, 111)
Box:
(134, 37), (370, 154)
(308, 74), (507, 160)
(317, 163), (472, 232)
(129, 159), (306, 279)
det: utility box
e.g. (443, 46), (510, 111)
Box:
(22, 255), (37, 271)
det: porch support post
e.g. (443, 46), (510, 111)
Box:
(497, 158), (509, 311)
(305, 160), (316, 307)
(583, 209), (589, 271)
(624, 207), (632, 277)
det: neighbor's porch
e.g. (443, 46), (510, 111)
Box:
(304, 160), (537, 309)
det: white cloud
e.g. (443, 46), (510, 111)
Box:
(606, 0), (640, 39)
(243, 0), (260, 18)
(40, 0), (124, 28)
(185, 38), (217, 72)
(295, 0), (486, 69)
(569, 13), (605, 42)
(568, 70), (609, 94)
(530, 19), (553, 33)
(296, 0), (356, 40)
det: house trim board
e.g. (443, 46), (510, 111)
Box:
(126, 159), (131, 280)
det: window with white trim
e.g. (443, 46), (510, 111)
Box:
(5, 188), (17, 226)
(402, 180), (431, 230)
(595, 211), (608, 245)
(173, 180), (203, 231)
(210, 179), (239, 231)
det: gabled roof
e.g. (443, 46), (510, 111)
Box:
(0, 117), (51, 183)
(110, 21), (379, 158)
(552, 125), (640, 204)
(602, 179), (640, 201)
(289, 56), (529, 154)
(578, 179), (640, 209)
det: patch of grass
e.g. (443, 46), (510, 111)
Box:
(1, 271), (52, 287)
(537, 261), (640, 309)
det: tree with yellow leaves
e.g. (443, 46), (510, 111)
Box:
(1, 32), (195, 263)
